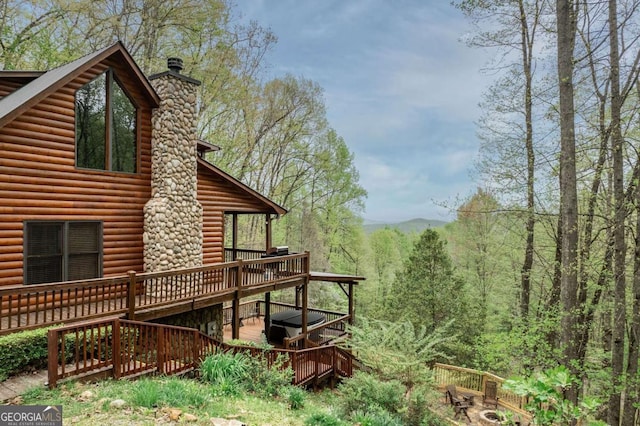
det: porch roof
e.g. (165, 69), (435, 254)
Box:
(197, 157), (287, 216)
(310, 271), (366, 284)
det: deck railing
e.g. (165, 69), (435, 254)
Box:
(48, 318), (352, 388)
(1, 253), (309, 336)
(217, 341), (353, 387)
(47, 318), (216, 388)
(433, 363), (532, 419)
(221, 301), (350, 349)
(224, 248), (266, 262)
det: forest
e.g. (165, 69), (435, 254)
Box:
(1, 0), (640, 424)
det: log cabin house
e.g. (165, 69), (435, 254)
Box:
(0, 40), (364, 376)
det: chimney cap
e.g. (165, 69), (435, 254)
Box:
(167, 57), (183, 73)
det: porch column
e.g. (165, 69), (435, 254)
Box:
(348, 282), (355, 325)
(301, 275), (309, 348)
(232, 297), (240, 339)
(264, 292), (271, 339)
(265, 214), (272, 250)
(232, 213), (238, 260)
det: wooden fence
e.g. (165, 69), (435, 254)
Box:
(47, 318), (215, 388)
(434, 363), (532, 419)
(1, 252), (309, 335)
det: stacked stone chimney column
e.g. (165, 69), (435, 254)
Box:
(144, 65), (203, 277)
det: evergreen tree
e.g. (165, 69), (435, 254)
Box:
(383, 229), (472, 362)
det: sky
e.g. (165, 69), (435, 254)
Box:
(235, 1), (494, 223)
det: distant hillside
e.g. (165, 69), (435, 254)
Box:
(363, 218), (448, 234)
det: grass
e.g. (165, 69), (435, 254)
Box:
(17, 377), (345, 425)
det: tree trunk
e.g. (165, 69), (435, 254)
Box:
(608, 0), (626, 422)
(519, 0), (535, 323)
(556, 0), (580, 406)
(624, 170), (640, 425)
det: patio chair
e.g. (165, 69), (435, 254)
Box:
(445, 385), (472, 422)
(483, 380), (499, 409)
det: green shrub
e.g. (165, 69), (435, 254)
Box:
(243, 351), (294, 398)
(0, 325), (69, 380)
(199, 351), (250, 396)
(351, 409), (403, 426)
(286, 385), (306, 410)
(304, 412), (347, 426)
(131, 378), (160, 408)
(160, 377), (210, 407)
(336, 371), (405, 420)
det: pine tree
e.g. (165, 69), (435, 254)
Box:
(383, 230), (469, 351)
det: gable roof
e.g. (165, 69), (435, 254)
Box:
(197, 157), (287, 216)
(0, 41), (160, 128)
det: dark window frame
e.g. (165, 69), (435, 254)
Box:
(23, 221), (103, 285)
(75, 68), (139, 173)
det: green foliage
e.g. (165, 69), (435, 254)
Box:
(0, 325), (73, 381)
(380, 229), (474, 363)
(342, 317), (452, 389)
(304, 412), (347, 426)
(200, 349), (294, 399)
(503, 366), (606, 425)
(199, 350), (250, 396)
(243, 352), (294, 398)
(351, 409), (403, 426)
(286, 385), (306, 410)
(130, 377), (211, 409)
(336, 371), (405, 422)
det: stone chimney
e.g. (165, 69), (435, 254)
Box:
(144, 59), (203, 272)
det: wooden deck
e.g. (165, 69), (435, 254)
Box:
(1, 253), (309, 335)
(223, 317), (269, 345)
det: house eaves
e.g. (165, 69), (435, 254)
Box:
(0, 41), (160, 129)
(197, 157), (287, 216)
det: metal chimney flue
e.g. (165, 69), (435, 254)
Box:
(167, 57), (183, 73)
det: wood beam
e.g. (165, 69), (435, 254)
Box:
(232, 213), (238, 260)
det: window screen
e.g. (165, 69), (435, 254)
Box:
(25, 221), (102, 284)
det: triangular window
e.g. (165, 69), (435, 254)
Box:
(75, 70), (137, 173)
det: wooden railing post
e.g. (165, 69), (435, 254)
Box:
(193, 329), (200, 365)
(235, 259), (243, 290)
(127, 270), (137, 320)
(157, 327), (165, 374)
(47, 329), (59, 389)
(113, 318), (121, 379)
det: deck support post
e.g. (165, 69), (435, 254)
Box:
(127, 270), (137, 320)
(264, 292), (271, 339)
(265, 214), (272, 251)
(302, 265), (309, 349)
(232, 260), (242, 340)
(232, 214), (238, 261)
(348, 282), (354, 325)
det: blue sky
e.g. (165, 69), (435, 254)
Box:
(236, 1), (493, 223)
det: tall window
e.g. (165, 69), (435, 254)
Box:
(76, 70), (137, 173)
(24, 221), (103, 285)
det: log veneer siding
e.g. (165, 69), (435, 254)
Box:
(0, 60), (155, 286)
(198, 165), (277, 265)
